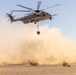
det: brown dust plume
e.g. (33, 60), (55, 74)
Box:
(0, 22), (76, 65)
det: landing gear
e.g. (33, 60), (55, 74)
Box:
(37, 23), (40, 35)
(34, 22), (36, 24)
(50, 18), (52, 20)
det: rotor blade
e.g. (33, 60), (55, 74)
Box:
(17, 4), (34, 11)
(11, 10), (31, 14)
(37, 1), (42, 10)
(11, 10), (31, 12)
(41, 4), (60, 10)
(52, 14), (58, 16)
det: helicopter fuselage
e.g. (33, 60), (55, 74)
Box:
(19, 11), (52, 24)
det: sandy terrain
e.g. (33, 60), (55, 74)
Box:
(0, 64), (76, 75)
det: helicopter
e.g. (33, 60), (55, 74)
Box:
(7, 1), (60, 35)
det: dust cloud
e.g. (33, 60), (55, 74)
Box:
(0, 21), (76, 65)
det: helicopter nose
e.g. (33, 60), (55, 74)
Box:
(49, 14), (52, 20)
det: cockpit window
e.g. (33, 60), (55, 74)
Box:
(46, 13), (48, 14)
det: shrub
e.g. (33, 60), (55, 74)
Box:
(62, 61), (70, 67)
(28, 60), (38, 66)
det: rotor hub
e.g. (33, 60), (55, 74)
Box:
(35, 10), (40, 12)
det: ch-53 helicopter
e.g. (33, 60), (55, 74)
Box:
(7, 1), (60, 35)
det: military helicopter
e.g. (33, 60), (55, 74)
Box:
(7, 1), (60, 35)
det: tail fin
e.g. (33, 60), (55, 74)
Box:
(7, 13), (14, 22)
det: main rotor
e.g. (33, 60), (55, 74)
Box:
(11, 1), (60, 14)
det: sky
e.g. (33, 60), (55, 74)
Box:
(0, 0), (76, 40)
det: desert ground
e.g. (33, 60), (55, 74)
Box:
(0, 64), (76, 75)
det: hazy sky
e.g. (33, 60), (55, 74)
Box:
(0, 0), (76, 40)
